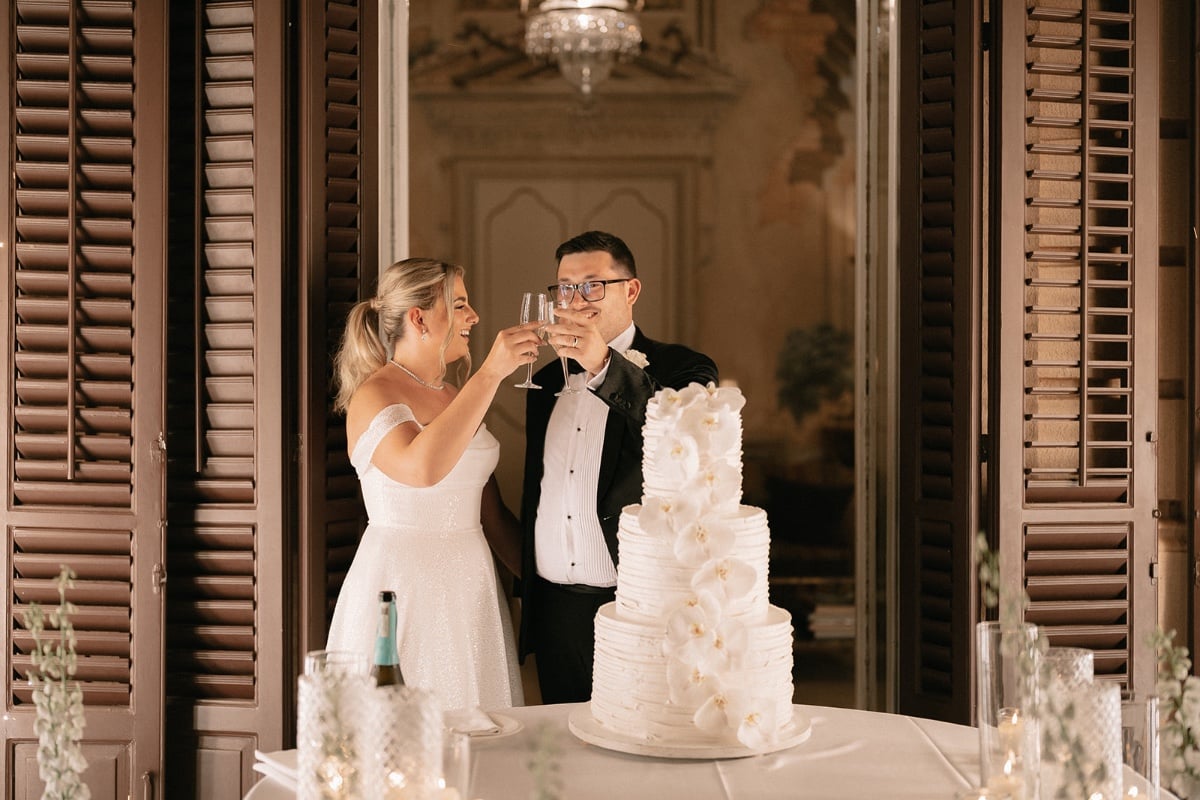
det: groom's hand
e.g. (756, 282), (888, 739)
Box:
(547, 307), (608, 375)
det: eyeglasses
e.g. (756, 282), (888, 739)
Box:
(547, 278), (629, 303)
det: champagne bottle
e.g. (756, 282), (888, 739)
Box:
(370, 590), (404, 686)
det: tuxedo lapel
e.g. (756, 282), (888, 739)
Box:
(595, 328), (654, 508)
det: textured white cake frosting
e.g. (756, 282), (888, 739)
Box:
(614, 505), (771, 624)
(589, 383), (794, 750)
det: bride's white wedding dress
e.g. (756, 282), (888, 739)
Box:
(325, 403), (523, 711)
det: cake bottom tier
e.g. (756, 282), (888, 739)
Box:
(590, 602), (794, 746)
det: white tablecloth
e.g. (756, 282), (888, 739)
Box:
(246, 703), (984, 800)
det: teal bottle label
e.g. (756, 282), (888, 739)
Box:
(373, 600), (399, 666)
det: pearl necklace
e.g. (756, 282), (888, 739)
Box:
(388, 358), (445, 390)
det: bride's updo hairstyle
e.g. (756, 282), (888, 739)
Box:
(333, 258), (466, 412)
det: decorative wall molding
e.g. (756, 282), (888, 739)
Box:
(409, 14), (740, 96)
(409, 15), (739, 159)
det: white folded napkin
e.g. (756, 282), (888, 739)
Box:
(253, 749), (298, 791)
(444, 706), (502, 736)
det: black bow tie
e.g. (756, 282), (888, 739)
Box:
(566, 359), (586, 375)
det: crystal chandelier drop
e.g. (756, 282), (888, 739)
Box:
(521, 0), (644, 96)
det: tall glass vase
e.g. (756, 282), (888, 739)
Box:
(1121, 693), (1160, 800)
(977, 621), (1041, 800)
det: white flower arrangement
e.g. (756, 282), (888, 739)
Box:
(23, 566), (90, 800)
(644, 385), (775, 749)
(1154, 627), (1200, 798)
(622, 348), (649, 369)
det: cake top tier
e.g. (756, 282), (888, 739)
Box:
(646, 382), (746, 424)
(642, 383), (746, 508)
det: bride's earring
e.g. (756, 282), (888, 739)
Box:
(420, 328), (429, 342)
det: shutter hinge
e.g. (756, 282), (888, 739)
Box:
(154, 432), (167, 462)
(979, 433), (990, 463)
(152, 561), (167, 595)
(1149, 561), (1159, 582)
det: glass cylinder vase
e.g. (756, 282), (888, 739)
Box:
(1041, 646), (1094, 692)
(1121, 693), (1160, 800)
(977, 621), (1041, 800)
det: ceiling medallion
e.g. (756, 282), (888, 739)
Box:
(521, 0), (644, 96)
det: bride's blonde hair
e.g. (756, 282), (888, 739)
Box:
(333, 258), (467, 412)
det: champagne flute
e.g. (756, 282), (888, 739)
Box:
(550, 299), (581, 397)
(515, 292), (547, 389)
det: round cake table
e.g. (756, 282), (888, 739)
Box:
(245, 702), (991, 800)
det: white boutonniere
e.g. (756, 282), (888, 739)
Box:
(623, 348), (649, 369)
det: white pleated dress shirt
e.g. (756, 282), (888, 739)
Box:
(534, 323), (637, 587)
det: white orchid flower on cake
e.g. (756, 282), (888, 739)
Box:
(638, 494), (701, 539)
(681, 460), (741, 509)
(700, 617), (749, 673)
(672, 517), (735, 568)
(663, 594), (723, 662)
(679, 406), (740, 458)
(702, 383), (747, 413)
(667, 658), (716, 705)
(664, 598), (747, 673)
(654, 386), (704, 423)
(693, 686), (778, 749)
(693, 686), (734, 736)
(691, 557), (756, 603)
(732, 695), (779, 750)
(654, 433), (701, 488)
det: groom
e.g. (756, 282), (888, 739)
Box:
(518, 230), (718, 704)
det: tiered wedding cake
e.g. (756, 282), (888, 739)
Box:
(571, 383), (803, 756)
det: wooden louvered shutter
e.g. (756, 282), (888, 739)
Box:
(896, 0), (983, 723)
(162, 1), (289, 796)
(3, 0), (165, 795)
(995, 0), (1158, 694)
(298, 0), (377, 654)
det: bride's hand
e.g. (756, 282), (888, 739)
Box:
(477, 321), (543, 380)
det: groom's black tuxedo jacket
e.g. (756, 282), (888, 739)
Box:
(517, 327), (718, 660)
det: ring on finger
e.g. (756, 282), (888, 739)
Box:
(572, 335), (579, 347)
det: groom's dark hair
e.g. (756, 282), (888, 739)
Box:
(555, 230), (638, 279)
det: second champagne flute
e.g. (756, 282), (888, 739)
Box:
(515, 292), (547, 389)
(550, 300), (581, 397)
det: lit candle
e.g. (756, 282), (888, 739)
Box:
(987, 708), (1027, 800)
(319, 754), (357, 798)
(997, 707), (1024, 755)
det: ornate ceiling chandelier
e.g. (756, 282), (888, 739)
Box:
(520, 0), (644, 96)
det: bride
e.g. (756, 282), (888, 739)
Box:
(325, 257), (540, 711)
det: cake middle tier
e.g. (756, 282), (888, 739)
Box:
(616, 504), (772, 624)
